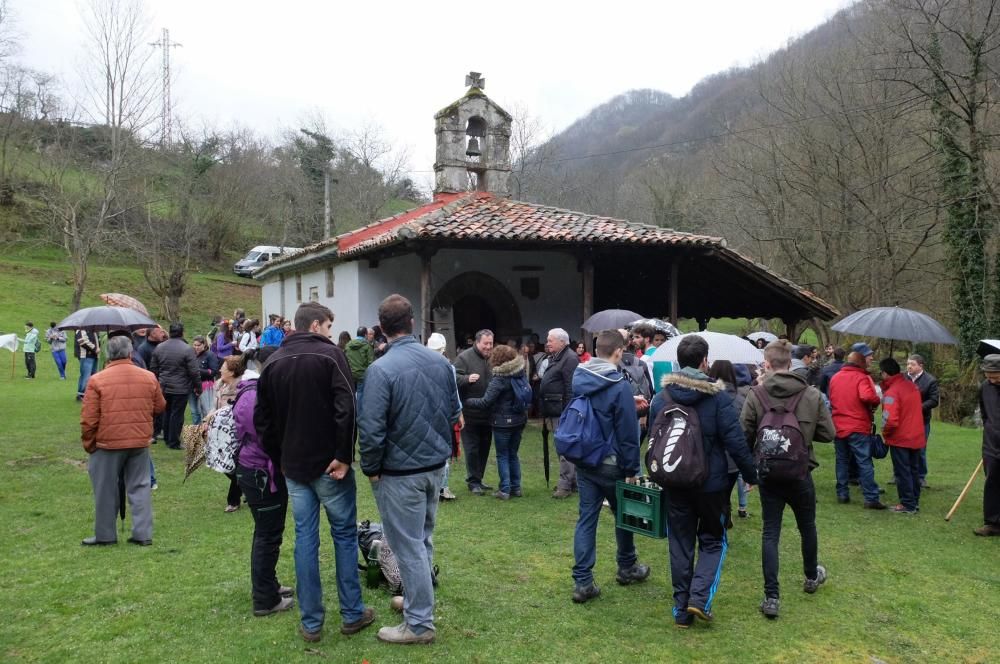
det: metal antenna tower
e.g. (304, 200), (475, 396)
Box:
(150, 28), (181, 147)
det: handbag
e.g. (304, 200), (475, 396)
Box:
(870, 423), (888, 460)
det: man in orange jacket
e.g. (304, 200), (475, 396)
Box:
(80, 335), (166, 546)
(879, 358), (925, 514)
(829, 350), (885, 509)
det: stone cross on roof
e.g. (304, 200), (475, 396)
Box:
(465, 72), (485, 89)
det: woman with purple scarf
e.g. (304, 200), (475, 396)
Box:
(232, 347), (294, 617)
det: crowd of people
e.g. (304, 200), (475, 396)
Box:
(67, 298), (1000, 644)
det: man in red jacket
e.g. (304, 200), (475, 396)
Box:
(879, 358), (926, 514)
(829, 351), (885, 509)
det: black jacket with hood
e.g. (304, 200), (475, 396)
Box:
(650, 369), (758, 492)
(466, 356), (528, 429)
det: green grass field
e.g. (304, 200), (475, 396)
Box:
(0, 356), (994, 662)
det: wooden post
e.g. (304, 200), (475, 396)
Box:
(669, 262), (679, 325)
(420, 252), (432, 343)
(784, 319), (799, 342)
(581, 254), (594, 342)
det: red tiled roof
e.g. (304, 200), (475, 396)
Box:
(337, 193), (722, 258)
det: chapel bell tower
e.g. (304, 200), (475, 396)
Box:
(434, 72), (512, 197)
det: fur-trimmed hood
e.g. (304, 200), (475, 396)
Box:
(491, 355), (525, 377)
(660, 370), (724, 406)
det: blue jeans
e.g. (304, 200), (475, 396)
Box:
(77, 357), (96, 397)
(52, 350), (67, 378)
(371, 468), (442, 634)
(493, 426), (524, 494)
(572, 464), (637, 586)
(286, 471), (365, 633)
(835, 433), (880, 503)
(188, 392), (203, 425)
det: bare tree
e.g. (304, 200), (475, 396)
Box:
(335, 123), (410, 226)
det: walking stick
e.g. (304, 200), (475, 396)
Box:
(945, 459), (984, 521)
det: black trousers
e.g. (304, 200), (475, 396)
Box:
(24, 352), (36, 378)
(664, 488), (728, 615)
(461, 422), (493, 487)
(163, 392), (188, 449)
(985, 455), (1000, 527)
(235, 464), (288, 611)
(759, 475), (818, 599)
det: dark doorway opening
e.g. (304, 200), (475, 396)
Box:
(453, 294), (498, 346)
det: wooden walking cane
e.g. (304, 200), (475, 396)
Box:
(945, 459), (984, 521)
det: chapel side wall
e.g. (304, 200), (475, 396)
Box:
(357, 254), (424, 333)
(259, 261), (361, 333)
(261, 280), (282, 321)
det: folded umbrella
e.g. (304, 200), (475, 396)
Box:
(652, 331), (764, 366)
(831, 307), (957, 344)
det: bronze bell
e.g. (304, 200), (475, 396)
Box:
(466, 137), (481, 157)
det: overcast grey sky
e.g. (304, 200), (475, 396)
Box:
(16, 0), (854, 184)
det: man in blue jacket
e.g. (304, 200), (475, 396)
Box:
(569, 329), (650, 604)
(359, 294), (462, 645)
(651, 335), (758, 627)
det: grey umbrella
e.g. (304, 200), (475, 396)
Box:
(582, 309), (645, 333)
(831, 307), (957, 344)
(57, 306), (158, 332)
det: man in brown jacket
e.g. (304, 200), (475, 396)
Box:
(81, 335), (166, 546)
(740, 339), (835, 620)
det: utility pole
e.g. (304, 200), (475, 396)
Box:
(323, 168), (331, 238)
(150, 28), (181, 148)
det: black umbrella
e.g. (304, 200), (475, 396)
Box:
(831, 307), (957, 344)
(57, 305), (158, 332)
(582, 309), (645, 333)
(542, 419), (551, 488)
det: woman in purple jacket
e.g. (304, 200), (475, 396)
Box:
(232, 347), (294, 617)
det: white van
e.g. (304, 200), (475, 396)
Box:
(233, 246), (301, 277)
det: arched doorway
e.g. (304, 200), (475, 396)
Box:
(431, 271), (523, 350)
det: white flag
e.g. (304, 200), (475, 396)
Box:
(0, 333), (17, 352)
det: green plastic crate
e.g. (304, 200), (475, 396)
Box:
(615, 480), (668, 539)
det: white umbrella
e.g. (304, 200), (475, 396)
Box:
(747, 331), (778, 344)
(652, 331), (764, 367)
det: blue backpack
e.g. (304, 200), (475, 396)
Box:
(511, 375), (533, 412)
(555, 395), (613, 468)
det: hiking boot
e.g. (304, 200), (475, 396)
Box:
(615, 562), (651, 585)
(863, 501), (888, 510)
(759, 596), (780, 619)
(469, 484), (484, 496)
(511, 488), (523, 497)
(340, 607), (375, 635)
(974, 524), (1000, 537)
(278, 585), (293, 598)
(572, 583), (601, 603)
(299, 625), (322, 643)
(439, 487), (456, 501)
(552, 488), (573, 499)
(81, 537), (116, 546)
(686, 606), (713, 622)
(804, 565), (827, 594)
(892, 504), (917, 514)
(126, 537), (152, 546)
(479, 483), (494, 491)
(254, 596), (294, 617)
(837, 496), (850, 504)
(376, 622), (435, 645)
(494, 490), (510, 501)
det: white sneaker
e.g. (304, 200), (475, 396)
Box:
(439, 488), (456, 501)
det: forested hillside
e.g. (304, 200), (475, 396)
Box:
(518, 0), (1000, 362)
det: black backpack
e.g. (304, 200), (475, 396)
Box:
(645, 393), (707, 489)
(751, 385), (809, 482)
